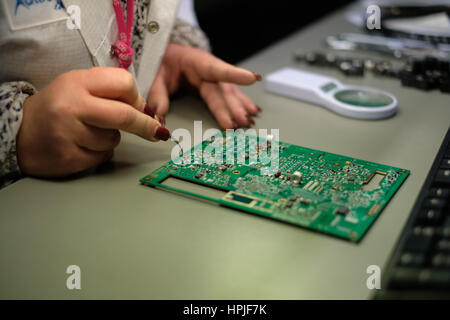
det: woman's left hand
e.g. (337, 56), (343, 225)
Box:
(146, 43), (261, 129)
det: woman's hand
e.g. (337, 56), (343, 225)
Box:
(147, 44), (261, 129)
(17, 67), (168, 177)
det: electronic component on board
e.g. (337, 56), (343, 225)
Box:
(141, 131), (409, 242)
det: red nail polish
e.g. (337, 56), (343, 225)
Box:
(247, 115), (255, 125)
(232, 121), (239, 130)
(155, 126), (170, 141)
(157, 115), (166, 126)
(256, 105), (262, 112)
(253, 72), (262, 81)
(144, 104), (155, 118)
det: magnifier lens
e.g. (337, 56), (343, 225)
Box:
(334, 89), (393, 107)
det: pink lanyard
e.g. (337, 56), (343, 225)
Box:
(111, 0), (135, 70)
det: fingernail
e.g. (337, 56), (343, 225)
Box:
(144, 104), (155, 118)
(232, 121), (239, 130)
(256, 105), (262, 112)
(247, 115), (255, 125)
(157, 115), (166, 126)
(252, 72), (262, 81)
(155, 126), (171, 141)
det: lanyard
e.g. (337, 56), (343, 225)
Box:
(111, 0), (135, 70)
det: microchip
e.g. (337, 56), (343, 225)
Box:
(335, 206), (349, 216)
(229, 193), (254, 204)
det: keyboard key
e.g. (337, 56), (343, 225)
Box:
(423, 198), (446, 209)
(429, 187), (449, 198)
(431, 253), (450, 268)
(440, 216), (450, 238)
(436, 169), (450, 184)
(435, 239), (450, 252)
(404, 233), (433, 253)
(390, 268), (421, 288)
(391, 268), (450, 289)
(413, 226), (435, 237)
(419, 270), (450, 289)
(417, 208), (443, 225)
(399, 252), (425, 267)
(441, 158), (450, 169)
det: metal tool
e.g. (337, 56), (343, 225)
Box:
(326, 33), (450, 60)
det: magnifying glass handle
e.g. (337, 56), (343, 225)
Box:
(266, 68), (343, 106)
(265, 68), (398, 120)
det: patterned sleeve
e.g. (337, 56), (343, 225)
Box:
(130, 1), (211, 71)
(0, 81), (37, 189)
(169, 18), (211, 52)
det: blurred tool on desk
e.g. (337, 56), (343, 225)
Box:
(293, 0), (450, 93)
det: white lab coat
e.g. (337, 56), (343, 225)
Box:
(0, 0), (179, 98)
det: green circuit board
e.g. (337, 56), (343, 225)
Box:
(140, 131), (409, 242)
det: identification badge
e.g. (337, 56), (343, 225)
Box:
(2, 0), (69, 31)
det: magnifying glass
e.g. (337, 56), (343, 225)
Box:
(265, 68), (398, 120)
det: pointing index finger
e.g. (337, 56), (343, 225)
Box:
(80, 97), (170, 142)
(183, 48), (262, 86)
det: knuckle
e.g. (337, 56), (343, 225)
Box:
(86, 67), (104, 78)
(116, 107), (135, 129)
(88, 66), (102, 74)
(140, 116), (152, 140)
(58, 103), (75, 117)
(58, 70), (77, 82)
(221, 83), (233, 94)
(56, 149), (76, 168)
(199, 82), (213, 98)
(45, 101), (72, 122)
(50, 104), (76, 125)
(220, 118), (233, 130)
(59, 150), (93, 174)
(206, 62), (215, 78)
(224, 68), (233, 81)
(53, 73), (75, 93)
(58, 69), (85, 87)
(232, 109), (245, 121)
(120, 71), (136, 91)
(55, 73), (70, 85)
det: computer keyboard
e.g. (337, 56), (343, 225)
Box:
(376, 127), (450, 299)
